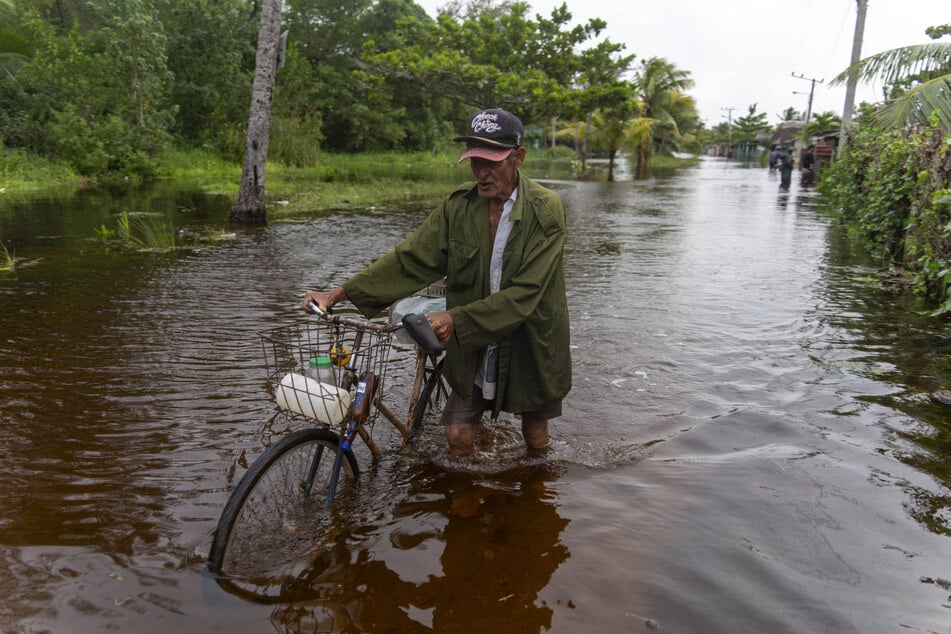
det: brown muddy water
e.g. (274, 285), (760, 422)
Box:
(0, 158), (949, 633)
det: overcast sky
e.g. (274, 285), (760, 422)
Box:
(412, 0), (949, 126)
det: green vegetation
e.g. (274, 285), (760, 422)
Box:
(9, 0), (938, 206)
(0, 237), (39, 270)
(95, 210), (178, 250)
(832, 24), (951, 131)
(0, 147), (79, 191)
(650, 154), (700, 170)
(818, 22), (951, 317)
(155, 147), (465, 214)
(2, 144), (580, 217)
(0, 239), (14, 269)
(819, 110), (951, 316)
(0, 0), (702, 186)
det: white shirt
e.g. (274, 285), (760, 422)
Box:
(476, 187), (517, 399)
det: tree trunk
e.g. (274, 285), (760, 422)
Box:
(636, 137), (651, 180)
(580, 109), (593, 171)
(230, 0), (283, 225)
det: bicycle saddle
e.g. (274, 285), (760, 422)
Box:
(401, 313), (444, 354)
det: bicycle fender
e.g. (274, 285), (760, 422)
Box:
(402, 313), (444, 354)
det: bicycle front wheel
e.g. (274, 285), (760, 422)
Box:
(207, 427), (359, 583)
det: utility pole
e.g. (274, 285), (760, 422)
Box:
(721, 106), (735, 156)
(839, 0), (868, 152)
(791, 72), (823, 123)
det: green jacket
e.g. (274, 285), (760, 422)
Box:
(343, 171), (572, 415)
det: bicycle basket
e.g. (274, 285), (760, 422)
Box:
(260, 318), (393, 426)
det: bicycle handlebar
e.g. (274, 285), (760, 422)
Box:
(306, 300), (393, 331)
(306, 300), (444, 353)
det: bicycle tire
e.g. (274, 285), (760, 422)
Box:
(410, 359), (445, 439)
(207, 427), (359, 581)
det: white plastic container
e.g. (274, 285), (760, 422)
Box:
(274, 372), (351, 425)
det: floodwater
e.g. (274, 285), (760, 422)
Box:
(0, 158), (949, 633)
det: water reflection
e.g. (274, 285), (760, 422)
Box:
(220, 463), (570, 632)
(0, 158), (949, 632)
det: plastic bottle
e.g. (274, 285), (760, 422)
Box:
(307, 355), (337, 385)
(274, 373), (351, 425)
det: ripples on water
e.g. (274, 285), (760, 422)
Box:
(0, 159), (948, 632)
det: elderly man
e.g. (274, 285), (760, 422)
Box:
(302, 108), (571, 457)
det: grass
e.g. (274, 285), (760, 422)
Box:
(260, 147), (590, 215)
(649, 154), (701, 169)
(0, 148), (81, 192)
(0, 239), (40, 270)
(113, 210), (177, 250)
(157, 147), (240, 192)
(0, 240), (14, 270)
(94, 208), (240, 251)
(156, 147), (474, 215)
(3, 144), (696, 217)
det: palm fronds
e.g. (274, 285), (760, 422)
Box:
(832, 42), (951, 129)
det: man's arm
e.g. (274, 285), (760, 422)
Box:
(301, 287), (348, 313)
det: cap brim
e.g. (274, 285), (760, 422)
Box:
(453, 135), (511, 146)
(457, 145), (513, 163)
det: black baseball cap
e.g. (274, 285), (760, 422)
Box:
(454, 108), (525, 162)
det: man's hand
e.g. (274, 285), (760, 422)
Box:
(427, 311), (455, 343)
(301, 287), (347, 313)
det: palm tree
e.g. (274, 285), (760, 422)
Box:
(586, 97), (641, 181)
(626, 116), (659, 180)
(634, 57), (697, 158)
(831, 40), (951, 130)
(802, 111), (841, 139)
(553, 120), (586, 155)
(778, 106), (801, 122)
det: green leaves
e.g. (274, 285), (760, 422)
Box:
(832, 40), (951, 131)
(359, 1), (632, 125)
(1, 0), (177, 178)
(821, 123), (951, 315)
(0, 1), (693, 172)
(732, 104), (770, 143)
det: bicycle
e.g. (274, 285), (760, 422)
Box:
(206, 294), (447, 590)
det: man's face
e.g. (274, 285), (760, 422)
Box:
(468, 147), (525, 201)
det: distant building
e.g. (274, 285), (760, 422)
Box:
(809, 130), (841, 179)
(771, 120), (807, 149)
(706, 142), (731, 157)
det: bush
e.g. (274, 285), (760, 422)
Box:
(269, 114), (322, 167)
(820, 120), (951, 314)
(49, 106), (161, 181)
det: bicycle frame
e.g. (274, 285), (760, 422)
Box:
(303, 302), (445, 506)
(207, 299), (448, 585)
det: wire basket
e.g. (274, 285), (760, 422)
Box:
(260, 318), (393, 427)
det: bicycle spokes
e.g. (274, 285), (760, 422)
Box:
(300, 443), (327, 499)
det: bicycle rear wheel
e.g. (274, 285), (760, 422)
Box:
(207, 428), (359, 584)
